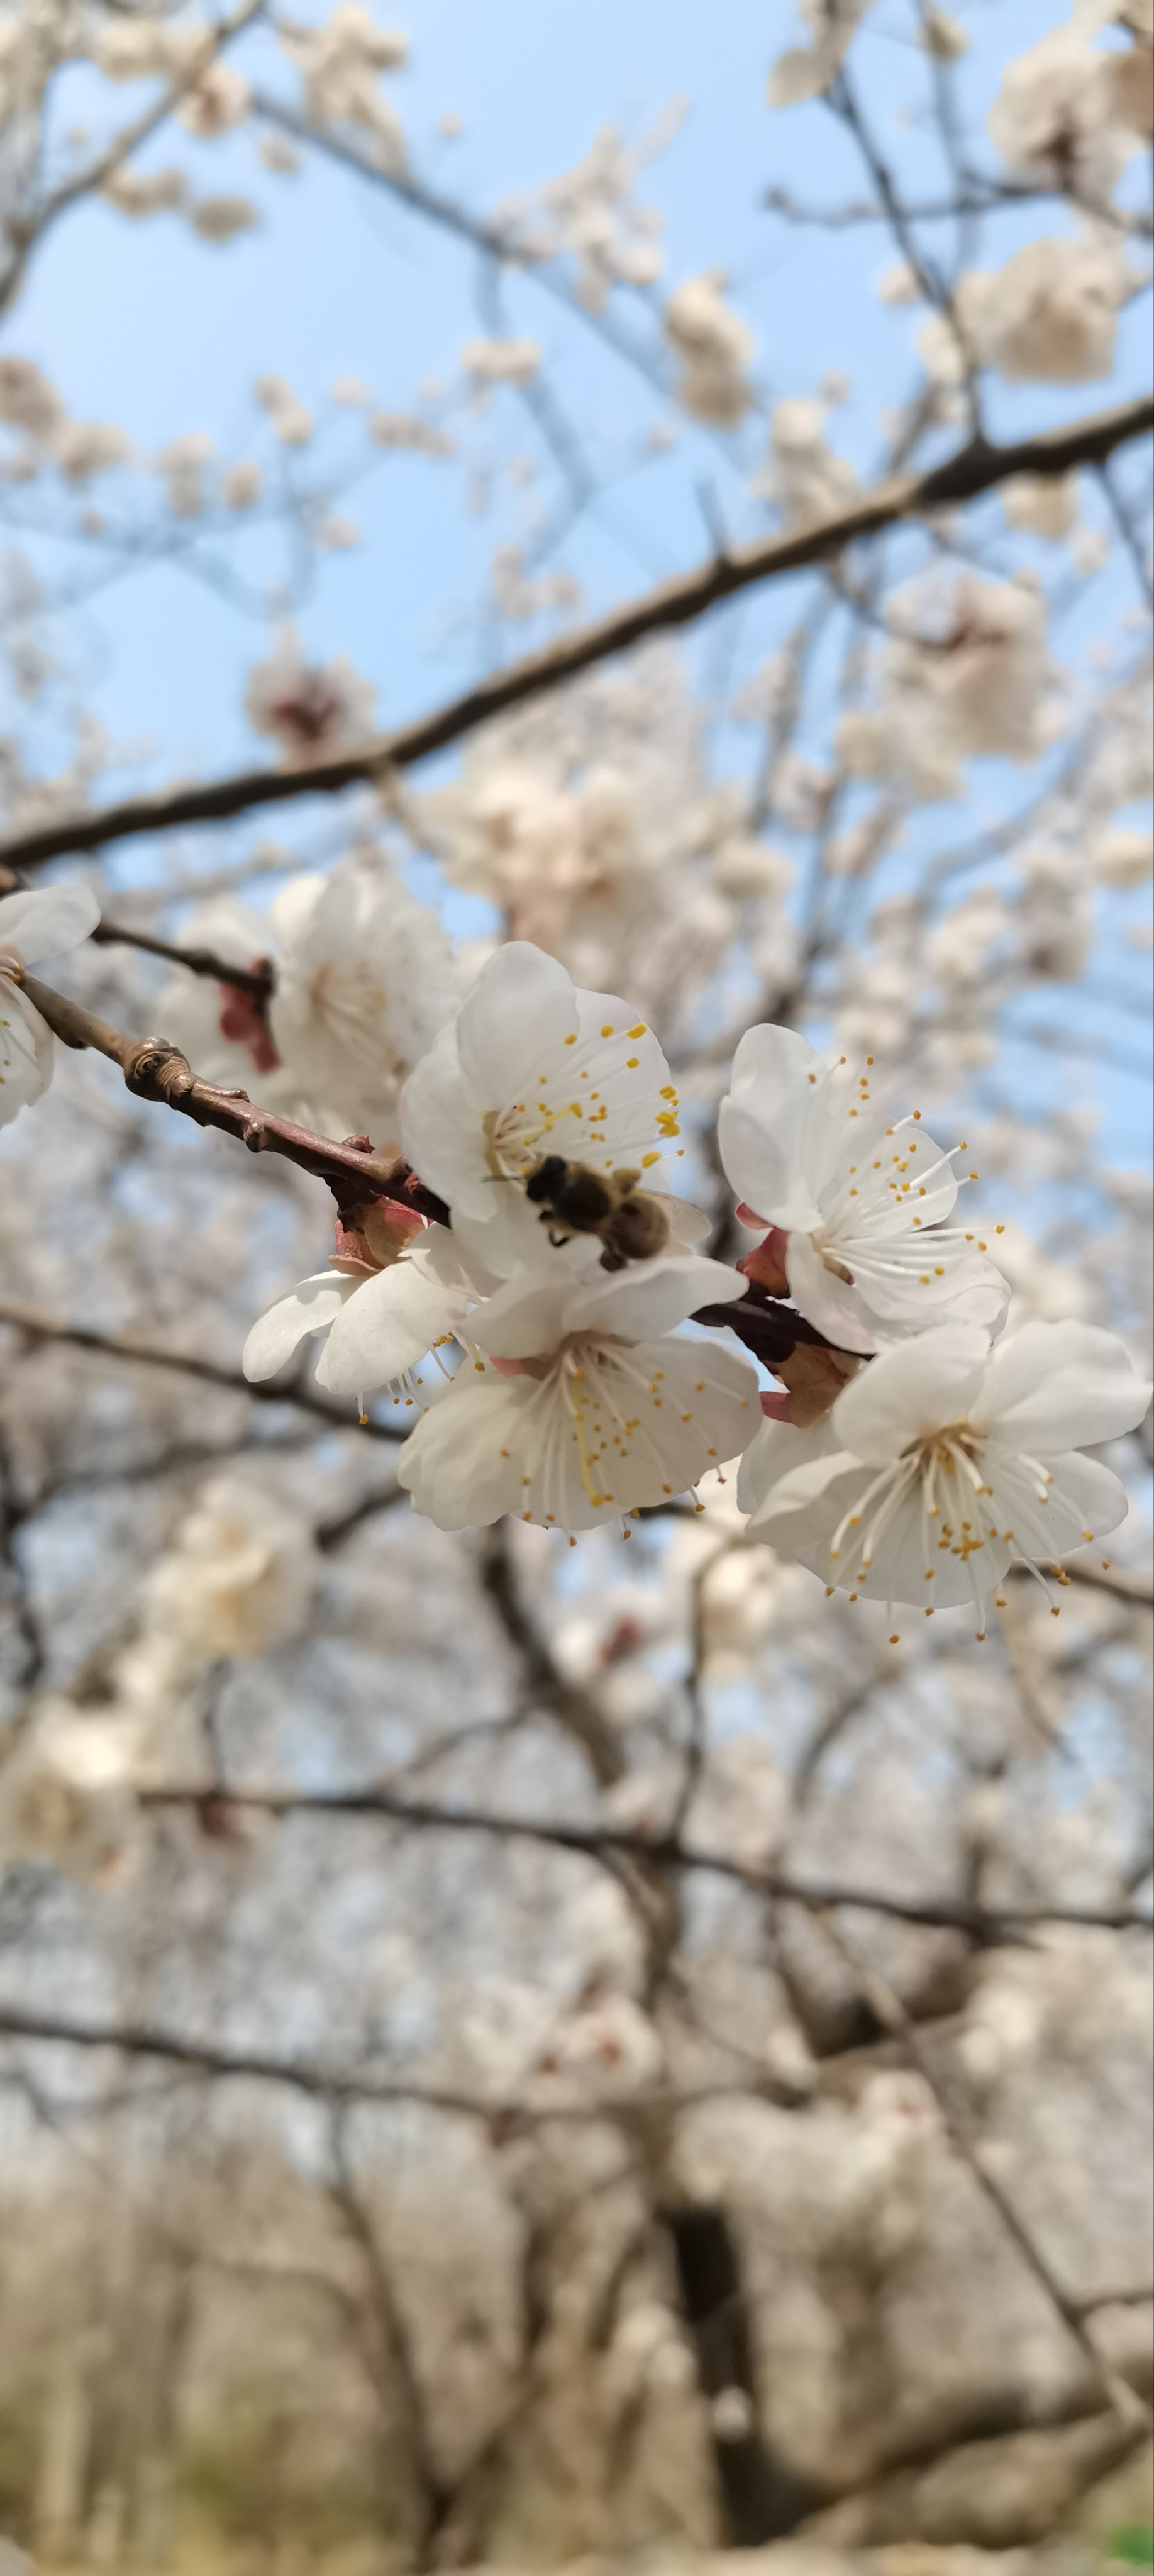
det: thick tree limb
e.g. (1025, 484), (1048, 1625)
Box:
(1, 396), (1149, 875)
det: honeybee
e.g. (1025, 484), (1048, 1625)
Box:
(524, 1155), (670, 1272)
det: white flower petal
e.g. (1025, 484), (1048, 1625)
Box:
(784, 1229), (880, 1354)
(315, 1257), (466, 1397)
(980, 1321), (1152, 1453)
(831, 1326), (992, 1465)
(0, 984), (54, 1124)
(0, 879), (100, 966)
(469, 1269), (574, 1360)
(562, 1254), (746, 1345)
(397, 1372), (527, 1530)
(243, 1273), (355, 1380)
(455, 941), (576, 1100)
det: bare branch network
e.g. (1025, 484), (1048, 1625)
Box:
(1, 395), (1148, 875)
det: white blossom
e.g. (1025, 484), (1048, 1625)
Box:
(663, 272), (755, 426)
(223, 460), (260, 508)
(189, 192), (260, 245)
(253, 374), (313, 444)
(102, 165), (187, 219)
(988, 22), (1150, 201)
(158, 852), (457, 1141)
(51, 420), (131, 482)
(0, 357), (63, 441)
(738, 1320), (1151, 1629)
(949, 236), (1131, 387)
(1092, 823), (1154, 886)
(461, 337), (543, 390)
(396, 1253), (758, 1533)
(244, 1211), (472, 1404)
(399, 941), (686, 1267)
(719, 1024), (1010, 1354)
(157, 430), (214, 516)
(0, 879), (99, 1126)
(768, 1), (877, 108)
(178, 60), (251, 135)
(0, 1699), (142, 1882)
(243, 625), (374, 762)
(125, 1474), (319, 1678)
(280, 7), (407, 162)
(753, 396), (858, 525)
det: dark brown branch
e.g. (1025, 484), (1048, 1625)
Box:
(13, 970), (448, 1214)
(135, 1778), (1154, 1935)
(0, 1299), (402, 1445)
(1, 397), (1149, 874)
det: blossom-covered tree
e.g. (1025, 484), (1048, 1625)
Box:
(0, 0), (1151, 2560)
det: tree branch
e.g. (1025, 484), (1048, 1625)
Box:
(0, 1299), (403, 1444)
(1, 396), (1149, 873)
(135, 1777), (1154, 1935)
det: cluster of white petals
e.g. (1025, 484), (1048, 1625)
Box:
(988, 16), (1153, 203)
(753, 395), (858, 525)
(838, 574), (1052, 799)
(158, 847), (457, 1140)
(279, 7), (408, 160)
(740, 1322), (1150, 1633)
(924, 234), (1133, 387)
(243, 623), (375, 762)
(496, 116), (675, 313)
(663, 273), (756, 426)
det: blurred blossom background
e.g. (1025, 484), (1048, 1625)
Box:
(0, 0), (1151, 2565)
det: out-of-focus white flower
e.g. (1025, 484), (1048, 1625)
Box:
(245, 1211), (470, 1403)
(178, 60), (250, 134)
(843, 575), (1053, 799)
(461, 336), (542, 389)
(988, 21), (1150, 200)
(719, 1024), (1009, 1355)
(126, 1475), (319, 1683)
(496, 116), (674, 312)
(260, 133), (301, 174)
(103, 165), (187, 218)
(369, 411), (454, 456)
(223, 460), (260, 508)
(1092, 823), (1154, 886)
(317, 513), (360, 550)
(189, 192), (259, 244)
(1001, 472), (1080, 541)
(739, 1320), (1151, 1626)
(0, 879), (100, 1127)
(400, 941), (684, 1263)
(397, 1251), (757, 1533)
(266, 850), (456, 1137)
(876, 262), (919, 307)
(0, 357), (63, 441)
(331, 373), (369, 405)
(663, 272), (755, 426)
(253, 374), (313, 444)
(157, 430), (214, 516)
(51, 421), (131, 482)
(953, 236), (1130, 386)
(753, 395), (858, 525)
(244, 624), (374, 761)
(280, 7), (407, 162)
(767, 0), (877, 108)
(157, 853), (456, 1141)
(1018, 844), (1093, 984)
(0, 1701), (141, 1882)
